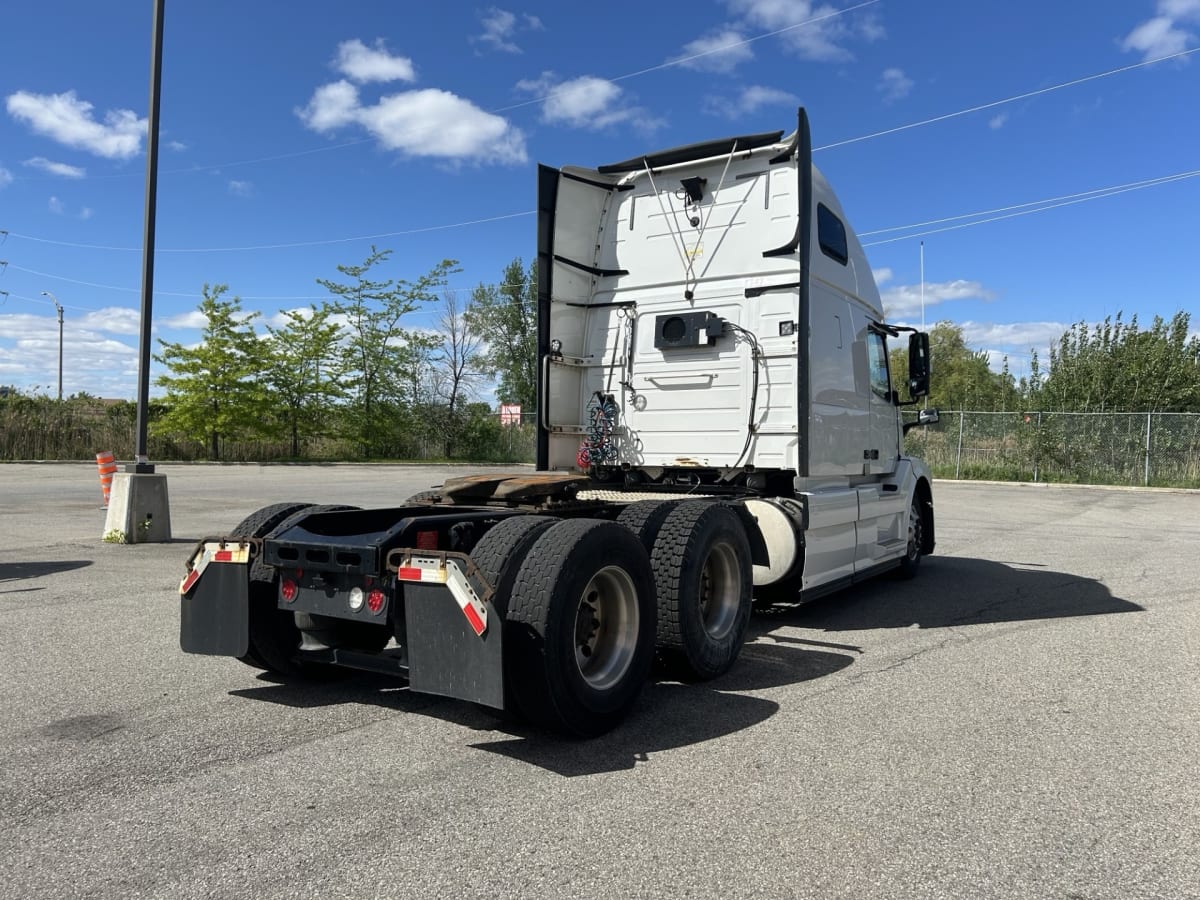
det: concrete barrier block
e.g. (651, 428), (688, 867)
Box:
(103, 473), (173, 543)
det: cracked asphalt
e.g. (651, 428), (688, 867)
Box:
(0, 464), (1197, 899)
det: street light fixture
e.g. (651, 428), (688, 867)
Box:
(40, 291), (64, 401)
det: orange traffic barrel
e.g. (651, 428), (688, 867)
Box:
(96, 451), (117, 508)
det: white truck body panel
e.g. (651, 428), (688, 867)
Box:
(537, 111), (933, 591)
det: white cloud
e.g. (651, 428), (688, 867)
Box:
(298, 80), (361, 131)
(79, 207), (93, 220)
(78, 307), (143, 335)
(0, 166), (11, 188)
(167, 140), (188, 152)
(703, 85), (798, 118)
(355, 89), (528, 162)
(673, 28), (755, 72)
(474, 8), (543, 53)
(881, 279), (996, 318)
(989, 112), (1009, 130)
(960, 320), (1069, 349)
(263, 307), (317, 329)
(727, 0), (858, 62)
(23, 156), (86, 178)
(1121, 0), (1200, 60)
(962, 320), (1073, 376)
(335, 39), (417, 83)
(6, 90), (145, 159)
(48, 196), (64, 215)
(878, 67), (913, 102)
(228, 179), (253, 197)
(872, 267), (893, 286)
(298, 74), (526, 164)
(517, 73), (660, 132)
(160, 310), (209, 330)
(0, 312), (139, 392)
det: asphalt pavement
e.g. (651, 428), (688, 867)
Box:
(0, 464), (1197, 899)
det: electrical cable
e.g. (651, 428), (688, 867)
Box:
(723, 321), (764, 472)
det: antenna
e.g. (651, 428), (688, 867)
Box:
(920, 240), (925, 333)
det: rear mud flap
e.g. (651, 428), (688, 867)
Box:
(404, 583), (504, 710)
(180, 563), (250, 657)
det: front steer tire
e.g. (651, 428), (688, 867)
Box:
(504, 519), (656, 737)
(895, 494), (926, 580)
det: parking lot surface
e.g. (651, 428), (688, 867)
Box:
(0, 464), (1197, 899)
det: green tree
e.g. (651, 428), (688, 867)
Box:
(465, 257), (537, 410)
(889, 321), (1019, 410)
(153, 285), (267, 459)
(263, 304), (347, 457)
(430, 289), (485, 457)
(318, 248), (457, 457)
(1034, 312), (1200, 412)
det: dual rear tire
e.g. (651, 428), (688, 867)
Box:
(478, 518), (657, 737)
(232, 502), (385, 678)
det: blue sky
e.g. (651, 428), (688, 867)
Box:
(1, 0), (1197, 399)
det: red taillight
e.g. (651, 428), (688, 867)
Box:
(366, 588), (386, 614)
(281, 579), (298, 603)
(416, 530), (438, 550)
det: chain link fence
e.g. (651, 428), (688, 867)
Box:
(903, 411), (1200, 488)
(4, 398), (1197, 486)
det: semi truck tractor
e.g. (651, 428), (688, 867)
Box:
(179, 108), (939, 736)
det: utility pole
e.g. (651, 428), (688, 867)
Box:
(102, 0), (173, 545)
(131, 0), (165, 473)
(41, 291), (64, 401)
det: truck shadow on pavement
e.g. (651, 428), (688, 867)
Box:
(752, 555), (1142, 634)
(232, 641), (855, 776)
(470, 643), (855, 775)
(0, 559), (92, 592)
(232, 557), (1137, 776)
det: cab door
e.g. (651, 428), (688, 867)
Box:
(865, 327), (899, 475)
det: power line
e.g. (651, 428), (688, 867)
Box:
(814, 46), (1200, 152)
(11, 1), (882, 184)
(7, 165), (1199, 298)
(862, 169), (1200, 247)
(858, 169), (1200, 237)
(493, 0), (884, 113)
(8, 46), (1193, 257)
(4, 210), (535, 253)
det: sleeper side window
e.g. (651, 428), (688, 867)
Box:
(817, 203), (848, 266)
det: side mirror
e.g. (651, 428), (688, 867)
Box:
(908, 332), (930, 398)
(903, 407), (940, 434)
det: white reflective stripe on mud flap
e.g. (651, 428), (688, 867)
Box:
(400, 555), (488, 637)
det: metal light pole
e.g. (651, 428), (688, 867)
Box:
(41, 291), (64, 401)
(130, 0), (165, 474)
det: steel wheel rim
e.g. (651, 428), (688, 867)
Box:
(699, 541), (740, 640)
(907, 502), (922, 561)
(573, 565), (640, 690)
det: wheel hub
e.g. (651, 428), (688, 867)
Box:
(572, 566), (639, 690)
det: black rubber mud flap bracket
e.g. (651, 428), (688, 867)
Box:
(405, 583), (505, 710)
(180, 563), (249, 656)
